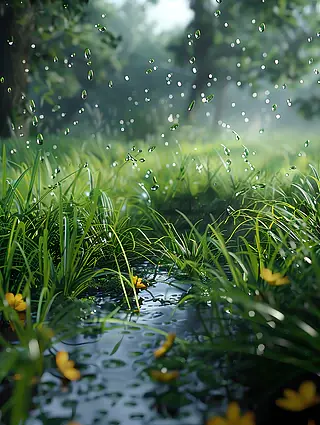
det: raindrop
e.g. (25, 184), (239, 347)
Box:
(148, 58), (155, 63)
(0, 77), (4, 83)
(194, 29), (201, 39)
(214, 10), (221, 17)
(206, 94), (214, 102)
(87, 69), (94, 80)
(170, 123), (179, 131)
(29, 99), (36, 113)
(259, 23), (266, 33)
(304, 140), (310, 148)
(84, 48), (91, 60)
(259, 128), (264, 134)
(272, 104), (277, 111)
(188, 100), (195, 111)
(65, 128), (70, 135)
(81, 89), (88, 99)
(145, 68), (153, 74)
(232, 130), (240, 141)
(189, 56), (196, 64)
(32, 116), (38, 127)
(139, 158), (146, 162)
(36, 133), (44, 145)
(148, 146), (156, 152)
(108, 80), (113, 88)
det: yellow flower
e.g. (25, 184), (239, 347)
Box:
(9, 311), (26, 331)
(260, 268), (290, 286)
(276, 381), (320, 411)
(132, 275), (147, 290)
(149, 369), (179, 383)
(207, 402), (255, 425)
(154, 333), (176, 358)
(56, 351), (81, 381)
(5, 293), (27, 311)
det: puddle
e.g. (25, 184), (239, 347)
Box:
(26, 271), (209, 425)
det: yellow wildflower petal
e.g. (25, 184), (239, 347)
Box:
(15, 294), (23, 302)
(276, 397), (303, 411)
(149, 369), (179, 382)
(165, 332), (176, 347)
(206, 418), (228, 425)
(226, 402), (241, 421)
(63, 367), (81, 381)
(154, 346), (167, 358)
(15, 300), (27, 312)
(5, 293), (15, 307)
(299, 381), (317, 400)
(136, 282), (147, 289)
(56, 351), (69, 371)
(283, 388), (298, 399)
(275, 276), (290, 286)
(260, 268), (277, 282)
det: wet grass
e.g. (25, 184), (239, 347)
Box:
(1, 135), (320, 424)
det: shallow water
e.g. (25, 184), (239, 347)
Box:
(27, 272), (213, 425)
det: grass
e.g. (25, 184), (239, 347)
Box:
(1, 131), (320, 424)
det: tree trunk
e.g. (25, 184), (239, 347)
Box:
(0, 1), (34, 139)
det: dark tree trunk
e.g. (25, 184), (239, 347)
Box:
(0, 1), (34, 139)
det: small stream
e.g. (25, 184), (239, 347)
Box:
(26, 271), (218, 425)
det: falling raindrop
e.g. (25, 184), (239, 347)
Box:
(53, 56), (58, 63)
(81, 89), (88, 99)
(108, 80), (113, 88)
(214, 10), (221, 17)
(29, 99), (36, 113)
(259, 23), (266, 32)
(170, 123), (179, 131)
(36, 133), (44, 145)
(188, 100), (195, 111)
(148, 146), (156, 152)
(148, 58), (155, 63)
(189, 56), (196, 64)
(32, 116), (38, 127)
(65, 128), (70, 135)
(194, 29), (201, 39)
(84, 48), (91, 60)
(272, 104), (277, 111)
(232, 130), (240, 141)
(206, 94), (214, 102)
(304, 140), (310, 147)
(87, 69), (94, 80)
(145, 68), (153, 74)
